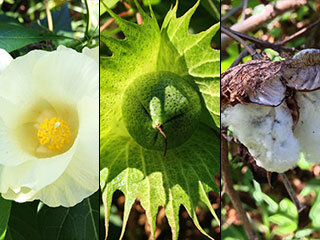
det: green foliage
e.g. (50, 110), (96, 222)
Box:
(0, 197), (11, 240)
(100, 1), (220, 239)
(0, 22), (66, 52)
(0, 1), (98, 53)
(269, 199), (298, 235)
(5, 192), (99, 240)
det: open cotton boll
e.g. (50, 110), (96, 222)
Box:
(222, 103), (300, 173)
(294, 91), (320, 163)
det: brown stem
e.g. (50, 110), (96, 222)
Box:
(279, 173), (306, 213)
(230, 44), (256, 68)
(221, 1), (243, 22)
(222, 135), (258, 240)
(221, 26), (262, 60)
(278, 18), (320, 45)
(156, 124), (167, 156)
(221, 0), (307, 50)
(224, 27), (296, 52)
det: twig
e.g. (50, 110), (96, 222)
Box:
(221, 1), (243, 22)
(241, 0), (248, 21)
(224, 27), (296, 52)
(222, 136), (258, 240)
(221, 26), (262, 59)
(221, 0), (307, 49)
(229, 44), (254, 68)
(279, 173), (306, 213)
(278, 18), (320, 45)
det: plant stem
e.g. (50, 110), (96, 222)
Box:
(221, 26), (262, 60)
(84, 0), (91, 39)
(223, 26), (296, 52)
(279, 173), (306, 213)
(278, 18), (320, 45)
(221, 136), (258, 240)
(45, 0), (53, 32)
(156, 124), (167, 156)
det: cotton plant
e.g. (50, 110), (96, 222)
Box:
(0, 46), (99, 207)
(222, 49), (320, 173)
(100, 1), (220, 239)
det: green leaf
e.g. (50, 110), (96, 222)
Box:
(268, 199), (298, 236)
(300, 178), (320, 196)
(0, 197), (11, 240)
(37, 192), (99, 239)
(5, 192), (98, 240)
(309, 192), (320, 229)
(100, 1), (220, 239)
(100, 0), (120, 15)
(5, 201), (41, 240)
(268, 214), (297, 235)
(294, 228), (314, 238)
(279, 198), (298, 220)
(0, 22), (66, 52)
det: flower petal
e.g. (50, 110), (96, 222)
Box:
(0, 136), (77, 193)
(82, 46), (99, 62)
(0, 49), (13, 74)
(2, 97), (99, 207)
(32, 47), (98, 104)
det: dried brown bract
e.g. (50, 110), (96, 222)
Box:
(221, 60), (286, 108)
(283, 49), (320, 91)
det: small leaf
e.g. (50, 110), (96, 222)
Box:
(0, 22), (66, 52)
(294, 228), (314, 238)
(300, 178), (320, 196)
(100, 0), (120, 15)
(268, 214), (297, 235)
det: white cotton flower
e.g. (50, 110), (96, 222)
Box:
(294, 91), (320, 163)
(82, 46), (99, 61)
(0, 49), (13, 74)
(0, 46), (98, 207)
(222, 103), (300, 173)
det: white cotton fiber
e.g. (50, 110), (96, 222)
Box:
(222, 103), (300, 173)
(295, 91), (320, 163)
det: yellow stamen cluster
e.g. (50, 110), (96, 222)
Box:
(37, 117), (71, 151)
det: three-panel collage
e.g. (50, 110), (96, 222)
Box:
(0, 0), (320, 239)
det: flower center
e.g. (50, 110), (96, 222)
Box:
(37, 117), (71, 151)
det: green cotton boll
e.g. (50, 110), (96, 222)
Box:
(122, 71), (201, 153)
